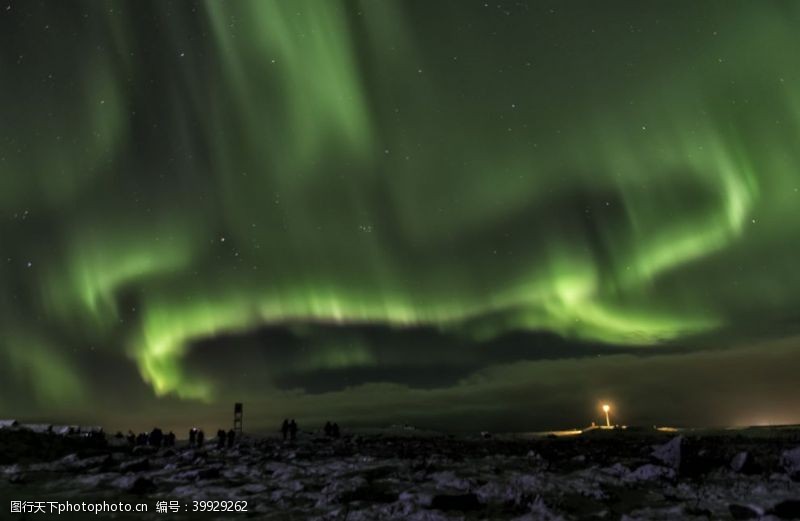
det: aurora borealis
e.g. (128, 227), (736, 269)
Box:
(1, 0), (800, 432)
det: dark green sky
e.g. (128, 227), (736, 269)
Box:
(1, 0), (799, 433)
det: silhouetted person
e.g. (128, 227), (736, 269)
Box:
(126, 430), (136, 446)
(227, 429), (236, 448)
(281, 419), (289, 441)
(197, 429), (205, 447)
(136, 432), (148, 446)
(324, 421), (332, 437)
(189, 428), (198, 447)
(149, 428), (163, 448)
(331, 423), (340, 438)
(165, 431), (176, 447)
(216, 429), (226, 449)
(289, 419), (298, 441)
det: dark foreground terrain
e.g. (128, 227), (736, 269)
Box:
(1, 427), (800, 520)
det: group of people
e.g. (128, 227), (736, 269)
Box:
(124, 420), (340, 446)
(279, 419), (343, 440)
(216, 428), (237, 449)
(126, 428), (176, 448)
(188, 427), (206, 447)
(323, 421), (341, 438)
(280, 419), (299, 440)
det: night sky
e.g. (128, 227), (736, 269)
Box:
(1, 1), (800, 433)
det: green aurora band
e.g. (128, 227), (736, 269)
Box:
(1, 1), (800, 426)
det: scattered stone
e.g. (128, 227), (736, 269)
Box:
(132, 445), (158, 456)
(8, 472), (26, 484)
(625, 464), (675, 482)
(340, 483), (398, 504)
(729, 503), (764, 519)
(430, 493), (481, 512)
(119, 457), (149, 473)
(651, 435), (683, 470)
(3, 429), (800, 519)
(771, 499), (800, 519)
(731, 451), (760, 475)
(781, 447), (800, 481)
(129, 476), (157, 495)
(197, 467), (220, 480)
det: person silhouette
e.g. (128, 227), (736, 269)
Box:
(324, 421), (332, 437)
(331, 423), (340, 438)
(217, 429), (226, 449)
(149, 428), (163, 448)
(126, 430), (136, 446)
(289, 419), (298, 441)
(281, 419), (289, 441)
(165, 431), (176, 447)
(197, 429), (205, 447)
(227, 429), (236, 448)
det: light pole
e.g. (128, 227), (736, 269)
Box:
(602, 404), (611, 427)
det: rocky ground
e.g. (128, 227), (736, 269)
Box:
(1, 427), (800, 520)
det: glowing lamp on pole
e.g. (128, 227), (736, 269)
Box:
(602, 404), (611, 427)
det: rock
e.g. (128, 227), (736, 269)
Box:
(132, 445), (158, 456)
(430, 493), (481, 512)
(111, 474), (156, 494)
(8, 473), (26, 484)
(120, 458), (149, 473)
(430, 470), (470, 491)
(729, 504), (763, 519)
(129, 476), (157, 495)
(339, 483), (398, 504)
(71, 472), (114, 489)
(651, 435), (683, 470)
(781, 447), (800, 480)
(771, 499), (800, 519)
(625, 464), (676, 482)
(197, 467), (220, 480)
(56, 453), (81, 469)
(239, 483), (268, 495)
(53, 453), (112, 472)
(685, 507), (712, 518)
(730, 451), (760, 475)
(602, 462), (629, 478)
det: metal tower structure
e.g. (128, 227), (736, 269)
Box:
(233, 402), (243, 435)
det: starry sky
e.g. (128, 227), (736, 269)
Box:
(1, 0), (800, 433)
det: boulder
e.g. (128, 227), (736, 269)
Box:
(129, 476), (157, 495)
(111, 474), (156, 494)
(729, 504), (763, 520)
(132, 445), (158, 456)
(120, 458), (149, 473)
(430, 493), (481, 512)
(770, 499), (800, 519)
(651, 435), (683, 470)
(780, 447), (800, 481)
(339, 482), (398, 504)
(8, 472), (26, 484)
(625, 464), (676, 482)
(730, 451), (760, 475)
(197, 467), (220, 480)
